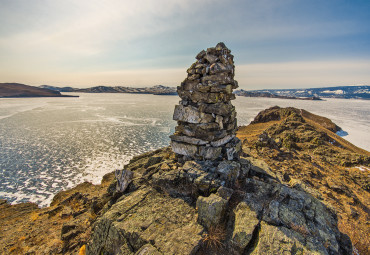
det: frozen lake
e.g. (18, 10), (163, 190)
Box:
(0, 93), (369, 206)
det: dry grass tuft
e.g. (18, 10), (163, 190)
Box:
(201, 226), (226, 249)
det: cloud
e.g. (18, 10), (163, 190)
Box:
(236, 60), (370, 89)
(0, 0), (369, 87)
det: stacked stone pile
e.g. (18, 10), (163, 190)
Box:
(170, 42), (241, 161)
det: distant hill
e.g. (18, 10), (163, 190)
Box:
(0, 83), (77, 98)
(41, 85), (177, 95)
(235, 85), (370, 100)
(39, 85), (77, 92)
(235, 90), (321, 100)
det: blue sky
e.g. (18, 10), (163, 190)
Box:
(0, 0), (369, 89)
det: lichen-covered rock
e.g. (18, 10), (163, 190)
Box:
(216, 160), (241, 185)
(196, 193), (227, 229)
(87, 187), (203, 255)
(251, 222), (316, 255)
(231, 202), (260, 252)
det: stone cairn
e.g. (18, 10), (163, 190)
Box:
(170, 42), (241, 161)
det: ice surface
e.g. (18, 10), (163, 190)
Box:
(0, 94), (369, 207)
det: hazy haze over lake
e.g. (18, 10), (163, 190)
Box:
(0, 93), (369, 207)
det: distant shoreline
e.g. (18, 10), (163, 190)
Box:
(0, 95), (79, 98)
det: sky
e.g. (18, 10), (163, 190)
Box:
(0, 0), (369, 90)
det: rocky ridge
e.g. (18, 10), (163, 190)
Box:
(238, 106), (370, 254)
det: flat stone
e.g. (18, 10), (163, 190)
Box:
(199, 146), (222, 160)
(171, 141), (198, 157)
(205, 54), (218, 64)
(170, 134), (208, 145)
(201, 73), (233, 85)
(198, 102), (234, 116)
(209, 63), (233, 74)
(173, 105), (213, 124)
(210, 134), (234, 147)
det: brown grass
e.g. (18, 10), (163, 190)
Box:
(339, 219), (369, 255)
(201, 226), (226, 249)
(29, 211), (39, 221)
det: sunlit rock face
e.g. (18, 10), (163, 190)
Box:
(170, 42), (241, 161)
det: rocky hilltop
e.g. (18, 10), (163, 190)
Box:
(0, 83), (77, 98)
(238, 106), (370, 254)
(1, 44), (368, 255)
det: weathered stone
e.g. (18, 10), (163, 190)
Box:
(170, 134), (208, 145)
(87, 187), (203, 255)
(210, 134), (234, 147)
(201, 73), (233, 85)
(216, 160), (240, 184)
(216, 186), (234, 201)
(250, 222), (315, 255)
(196, 50), (206, 60)
(199, 146), (222, 160)
(198, 102), (234, 117)
(209, 63), (233, 74)
(173, 105), (213, 124)
(115, 169), (133, 193)
(205, 54), (218, 64)
(232, 202), (259, 252)
(171, 141), (198, 156)
(196, 194), (227, 229)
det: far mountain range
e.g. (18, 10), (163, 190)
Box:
(41, 84), (370, 100)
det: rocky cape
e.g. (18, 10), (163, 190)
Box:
(2, 107), (369, 254)
(0, 83), (78, 98)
